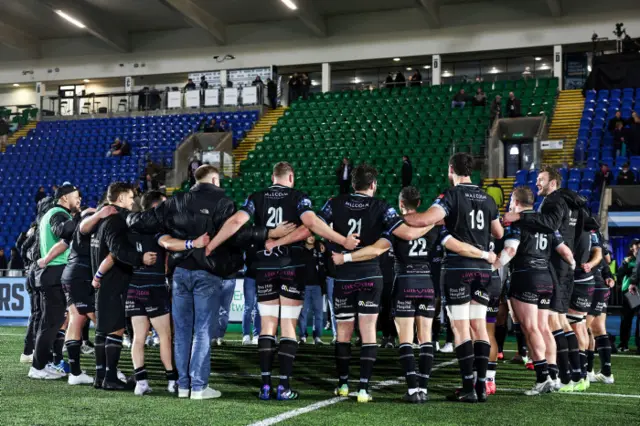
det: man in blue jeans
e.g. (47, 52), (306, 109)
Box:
(298, 236), (325, 344)
(213, 278), (237, 346)
(242, 261), (261, 345)
(127, 165), (280, 400)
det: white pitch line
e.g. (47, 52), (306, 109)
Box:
(496, 387), (640, 399)
(247, 359), (458, 426)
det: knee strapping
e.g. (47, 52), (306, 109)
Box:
(567, 314), (585, 325)
(280, 305), (302, 319)
(258, 303), (280, 318)
(446, 304), (470, 321)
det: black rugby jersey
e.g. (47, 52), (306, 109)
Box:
(433, 183), (498, 264)
(129, 232), (167, 286)
(388, 225), (440, 274)
(62, 216), (91, 282)
(504, 211), (564, 271)
(318, 193), (403, 266)
(574, 231), (600, 280)
(240, 184), (313, 267)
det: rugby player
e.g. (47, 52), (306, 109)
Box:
(404, 153), (503, 403)
(94, 191), (210, 395)
(485, 236), (504, 394)
(55, 204), (117, 385)
(560, 216), (602, 392)
(333, 186), (495, 403)
(205, 162), (359, 401)
(586, 232), (615, 384)
(91, 183), (158, 390)
(504, 166), (584, 388)
(492, 187), (575, 395)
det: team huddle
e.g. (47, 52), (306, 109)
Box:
(18, 152), (615, 403)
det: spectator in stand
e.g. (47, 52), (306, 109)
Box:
(506, 91), (522, 117)
(252, 75), (264, 103)
(401, 155), (413, 188)
(300, 73), (311, 100)
(617, 163), (637, 185)
(608, 111), (626, 133)
(409, 70), (422, 86)
(219, 119), (230, 132)
(0, 248), (7, 270)
(613, 120), (628, 158)
(204, 119), (221, 133)
(187, 155), (202, 187)
(336, 157), (352, 194)
(486, 179), (504, 208)
(451, 89), (467, 109)
(394, 71), (406, 88)
(472, 87), (487, 107)
(490, 95), (502, 124)
(628, 114), (640, 156)
(267, 78), (278, 110)
(593, 163), (614, 190)
(35, 186), (47, 204)
(108, 138), (131, 157)
(184, 78), (196, 91)
(475, 75), (484, 82)
(8, 247), (24, 270)
(199, 76), (209, 90)
(288, 73), (300, 102)
(384, 72), (394, 89)
(0, 116), (9, 151)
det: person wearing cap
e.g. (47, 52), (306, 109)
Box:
(28, 185), (82, 380)
(617, 239), (640, 352)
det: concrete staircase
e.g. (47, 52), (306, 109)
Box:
(233, 107), (286, 174)
(543, 89), (583, 166)
(2, 121), (37, 152)
(483, 177), (515, 215)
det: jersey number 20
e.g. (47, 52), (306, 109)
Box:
(267, 207), (283, 227)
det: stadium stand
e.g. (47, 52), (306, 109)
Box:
(226, 78), (559, 209)
(0, 111), (259, 256)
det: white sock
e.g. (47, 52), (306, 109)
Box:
(486, 370), (496, 381)
(408, 388), (419, 395)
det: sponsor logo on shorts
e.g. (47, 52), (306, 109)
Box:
(540, 299), (550, 305)
(358, 300), (378, 308)
(474, 290), (489, 301)
(281, 285), (300, 295)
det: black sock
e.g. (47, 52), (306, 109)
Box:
(82, 321), (90, 342)
(278, 338), (298, 390)
(595, 334), (612, 376)
(95, 333), (106, 381)
(553, 329), (570, 384)
(359, 344), (377, 392)
(534, 359), (549, 383)
(165, 369), (178, 381)
(474, 340), (490, 392)
(105, 334), (123, 382)
(565, 331), (581, 382)
(418, 342), (434, 389)
(398, 343), (418, 390)
(455, 339), (475, 393)
(134, 365), (148, 382)
(258, 335), (276, 387)
(65, 340), (82, 376)
(579, 350), (588, 379)
(495, 324), (507, 353)
(548, 364), (558, 381)
(432, 318), (441, 342)
(53, 330), (65, 364)
(335, 342), (351, 387)
(587, 349), (595, 373)
(513, 323), (526, 357)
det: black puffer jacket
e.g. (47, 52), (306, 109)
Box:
(127, 183), (268, 278)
